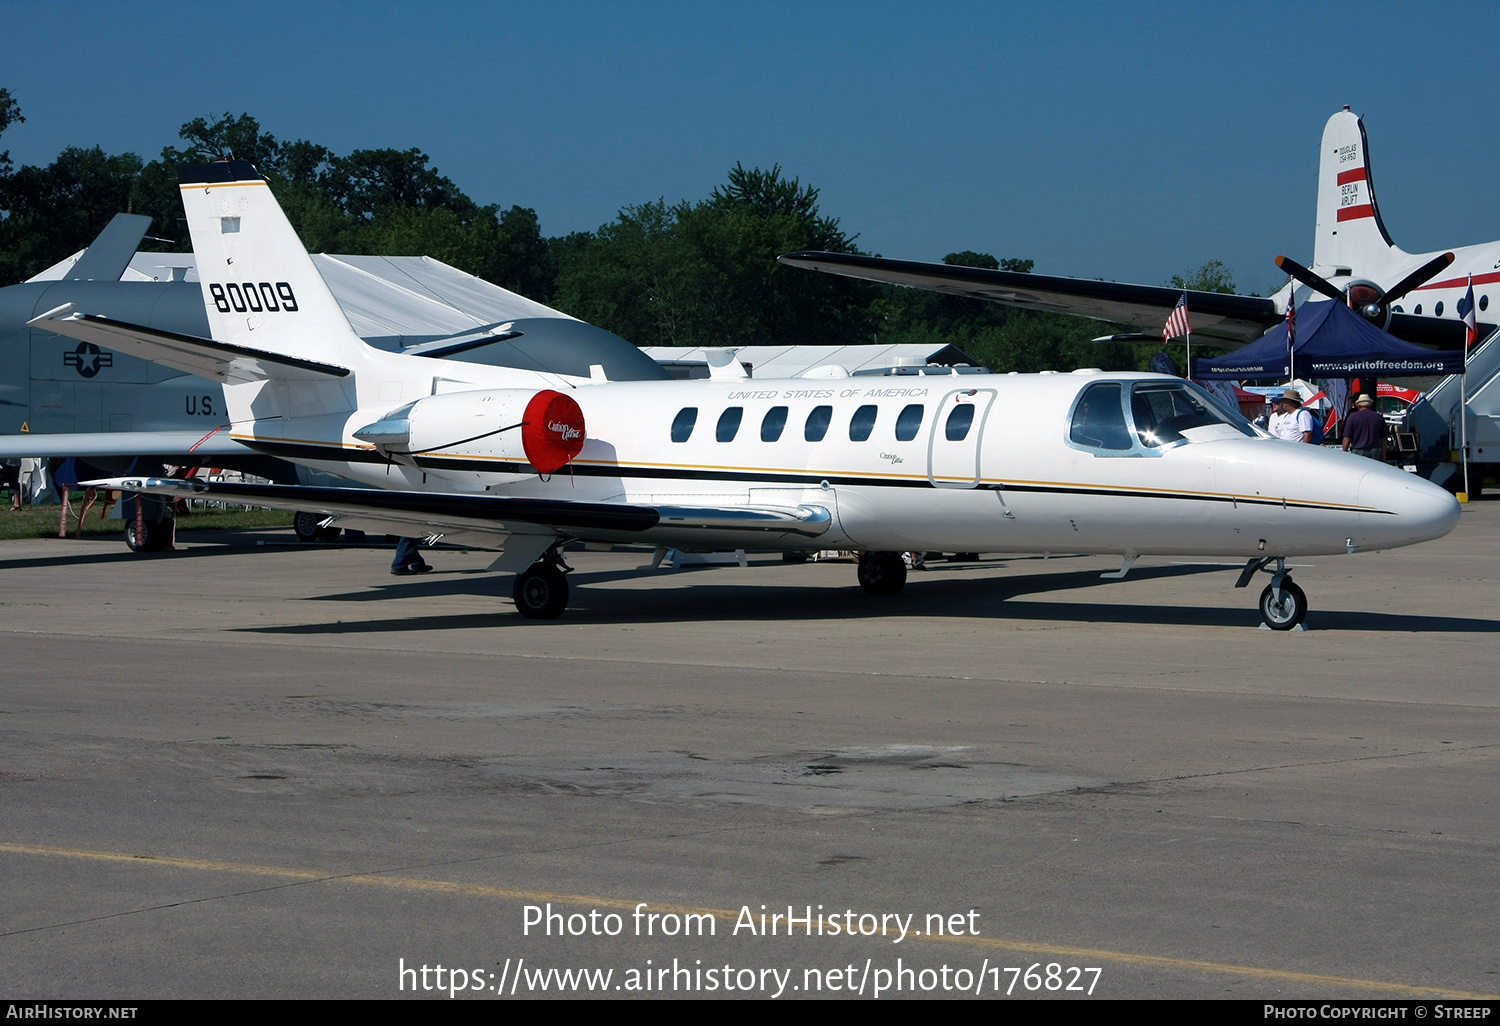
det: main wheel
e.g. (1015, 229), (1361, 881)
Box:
(513, 563), (569, 619)
(124, 517), (171, 553)
(857, 551), (908, 596)
(1259, 579), (1308, 630)
(294, 511), (340, 542)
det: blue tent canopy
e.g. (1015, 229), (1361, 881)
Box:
(1191, 299), (1464, 379)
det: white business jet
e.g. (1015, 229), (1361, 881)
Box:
(780, 107), (1493, 350)
(29, 161), (1459, 628)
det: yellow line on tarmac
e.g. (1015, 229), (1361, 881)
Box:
(3, 841), (1494, 999)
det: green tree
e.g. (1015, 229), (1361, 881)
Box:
(1170, 259), (1236, 294)
(555, 163), (873, 346)
(1, 145), (143, 283)
(0, 87), (22, 178)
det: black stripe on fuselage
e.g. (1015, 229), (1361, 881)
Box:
(239, 439), (1392, 516)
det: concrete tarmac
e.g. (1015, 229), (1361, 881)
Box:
(1, 502), (1497, 1000)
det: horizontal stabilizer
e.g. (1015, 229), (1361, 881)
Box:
(27, 306), (350, 383)
(0, 429), (250, 461)
(67, 213), (153, 282)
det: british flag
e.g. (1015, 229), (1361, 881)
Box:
(1162, 293), (1191, 343)
(1457, 275), (1478, 349)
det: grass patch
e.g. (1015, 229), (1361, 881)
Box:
(0, 496), (292, 541)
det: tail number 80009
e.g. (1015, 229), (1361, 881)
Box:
(209, 281), (299, 315)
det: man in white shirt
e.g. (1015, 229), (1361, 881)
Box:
(1267, 389), (1315, 443)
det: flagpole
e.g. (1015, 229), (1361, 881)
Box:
(1461, 275), (1474, 500)
(1463, 321), (1471, 502)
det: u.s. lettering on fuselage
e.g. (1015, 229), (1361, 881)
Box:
(207, 281), (299, 315)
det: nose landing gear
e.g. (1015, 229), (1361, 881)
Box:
(1237, 556), (1308, 630)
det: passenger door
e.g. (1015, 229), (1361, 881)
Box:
(927, 388), (997, 488)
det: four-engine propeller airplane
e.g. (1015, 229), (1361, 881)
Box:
(28, 159), (1460, 628)
(780, 107), (1494, 351)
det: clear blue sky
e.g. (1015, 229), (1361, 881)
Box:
(6, 1), (1497, 295)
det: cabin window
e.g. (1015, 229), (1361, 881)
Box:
(849, 404), (878, 441)
(671, 407), (697, 442)
(1414, 304), (1422, 315)
(1482, 295), (1490, 312)
(716, 407), (743, 442)
(894, 403), (924, 441)
(1435, 301), (1445, 317)
(805, 405), (832, 442)
(1069, 383), (1132, 450)
(944, 403), (976, 441)
(761, 405), (788, 442)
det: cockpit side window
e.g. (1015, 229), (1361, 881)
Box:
(1069, 383), (1132, 451)
(1131, 383), (1255, 447)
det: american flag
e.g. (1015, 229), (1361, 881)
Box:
(1163, 293), (1191, 343)
(1458, 275), (1479, 349)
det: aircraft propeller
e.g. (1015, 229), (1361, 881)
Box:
(1274, 251), (1455, 330)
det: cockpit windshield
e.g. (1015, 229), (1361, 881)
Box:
(1130, 382), (1256, 448)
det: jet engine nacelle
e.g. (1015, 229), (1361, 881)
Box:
(354, 387), (585, 474)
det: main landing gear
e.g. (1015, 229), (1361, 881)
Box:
(1237, 556), (1309, 630)
(513, 548), (572, 620)
(294, 510), (340, 543)
(857, 551), (907, 597)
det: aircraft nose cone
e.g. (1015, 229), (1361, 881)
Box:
(1358, 467), (1460, 548)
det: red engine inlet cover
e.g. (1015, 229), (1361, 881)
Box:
(521, 390), (586, 474)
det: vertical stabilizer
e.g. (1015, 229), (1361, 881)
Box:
(178, 161), (366, 365)
(1313, 108), (1405, 276)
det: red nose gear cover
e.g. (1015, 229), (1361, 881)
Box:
(521, 390), (586, 474)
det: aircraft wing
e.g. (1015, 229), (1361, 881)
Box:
(26, 306), (349, 383)
(86, 476), (835, 557)
(778, 251), (1281, 344)
(0, 428), (251, 461)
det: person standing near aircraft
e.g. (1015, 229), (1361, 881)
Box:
(391, 537), (432, 576)
(1268, 389), (1316, 443)
(1341, 394), (1388, 461)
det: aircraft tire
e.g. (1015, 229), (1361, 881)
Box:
(1259, 579), (1307, 630)
(857, 551), (907, 596)
(294, 511), (323, 542)
(124, 518), (171, 554)
(513, 563), (569, 619)
(294, 511), (341, 543)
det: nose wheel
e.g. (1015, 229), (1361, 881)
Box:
(1238, 557), (1309, 630)
(1258, 578), (1307, 630)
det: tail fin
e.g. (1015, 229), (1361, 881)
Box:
(178, 161), (366, 365)
(1313, 108), (1407, 277)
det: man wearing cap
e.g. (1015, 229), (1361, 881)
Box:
(1341, 393), (1388, 461)
(1267, 389), (1316, 443)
